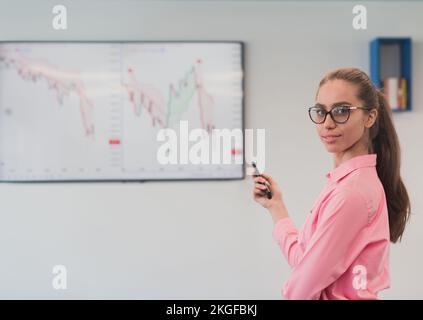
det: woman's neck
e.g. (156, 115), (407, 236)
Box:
(333, 144), (369, 168)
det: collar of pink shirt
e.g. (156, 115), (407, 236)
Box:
(325, 153), (377, 183)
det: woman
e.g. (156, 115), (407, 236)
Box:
(252, 68), (411, 300)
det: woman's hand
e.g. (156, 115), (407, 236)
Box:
(252, 172), (289, 223)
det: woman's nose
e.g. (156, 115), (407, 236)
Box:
(324, 113), (337, 128)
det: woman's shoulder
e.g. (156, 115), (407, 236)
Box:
(332, 169), (385, 222)
(338, 166), (384, 200)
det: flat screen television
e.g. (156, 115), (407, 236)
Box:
(0, 41), (244, 181)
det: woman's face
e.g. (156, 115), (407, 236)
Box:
(315, 79), (376, 154)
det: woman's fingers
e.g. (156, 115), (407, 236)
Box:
(260, 173), (274, 184)
(253, 176), (270, 186)
(253, 187), (265, 194)
(252, 176), (262, 183)
(252, 172), (280, 209)
(253, 188), (266, 198)
(255, 182), (268, 190)
(254, 183), (267, 192)
(255, 181), (270, 190)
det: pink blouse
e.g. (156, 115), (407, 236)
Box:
(272, 154), (390, 299)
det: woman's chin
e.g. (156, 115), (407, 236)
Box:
(323, 143), (341, 153)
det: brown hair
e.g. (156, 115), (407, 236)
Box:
(317, 67), (411, 243)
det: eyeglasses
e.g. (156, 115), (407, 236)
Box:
(308, 105), (372, 124)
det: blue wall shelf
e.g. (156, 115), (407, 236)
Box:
(370, 37), (412, 112)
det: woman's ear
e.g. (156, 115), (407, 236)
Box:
(365, 108), (378, 128)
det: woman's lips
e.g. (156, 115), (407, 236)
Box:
(321, 135), (341, 143)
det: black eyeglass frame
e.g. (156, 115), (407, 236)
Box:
(308, 105), (373, 124)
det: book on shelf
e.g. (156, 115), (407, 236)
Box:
(382, 77), (408, 110)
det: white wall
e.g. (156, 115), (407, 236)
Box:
(0, 0), (422, 299)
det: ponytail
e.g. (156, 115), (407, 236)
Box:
(372, 90), (411, 243)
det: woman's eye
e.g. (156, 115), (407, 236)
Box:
(334, 107), (349, 114)
(316, 109), (326, 116)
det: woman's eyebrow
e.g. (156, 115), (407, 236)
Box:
(315, 101), (352, 108)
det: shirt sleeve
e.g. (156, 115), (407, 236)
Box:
(274, 187), (370, 300)
(272, 217), (304, 268)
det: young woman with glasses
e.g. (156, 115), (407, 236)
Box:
(252, 68), (411, 300)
